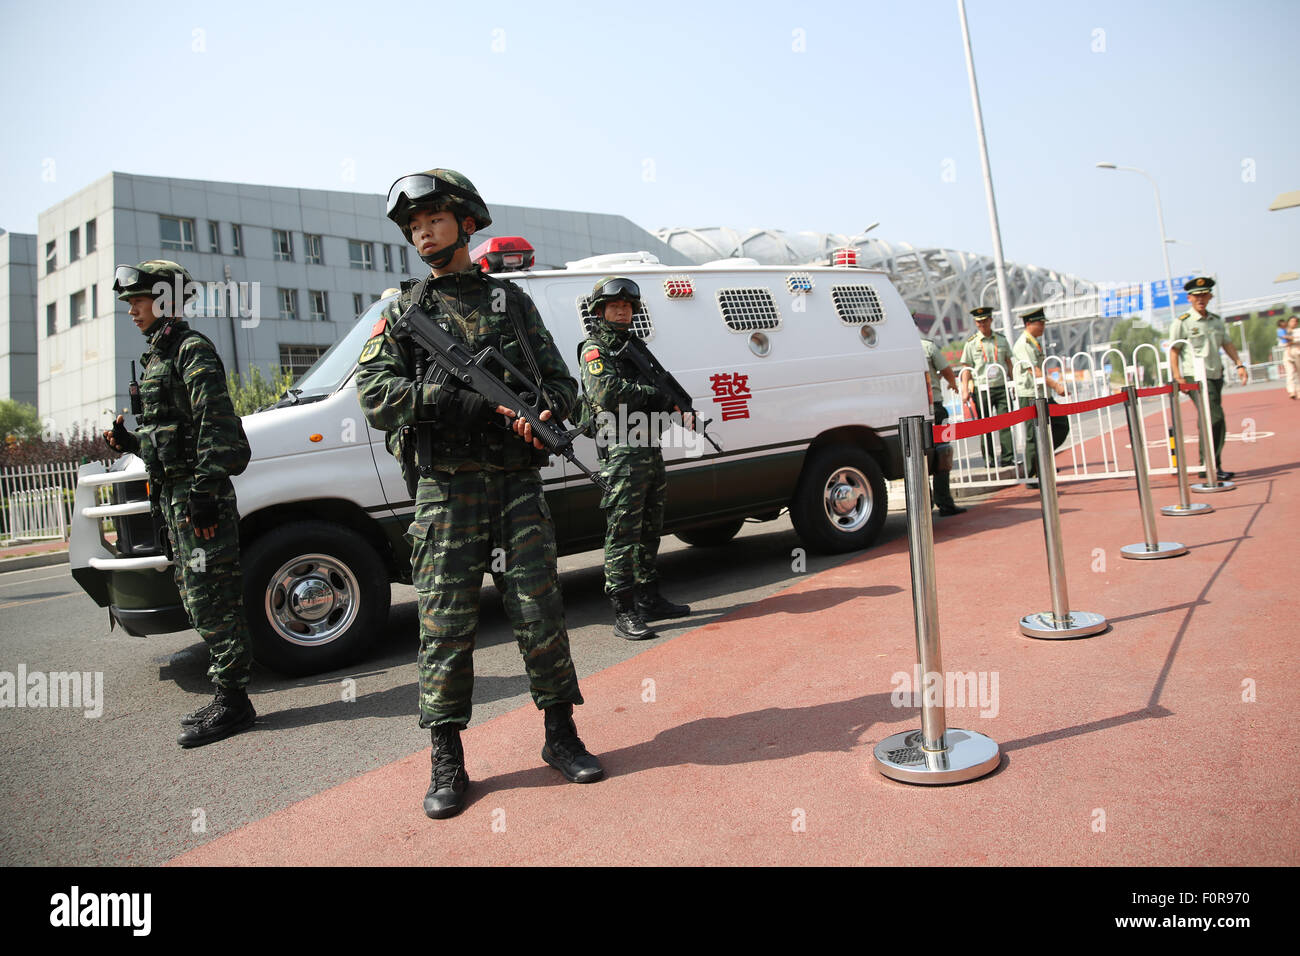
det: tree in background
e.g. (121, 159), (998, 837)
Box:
(226, 366), (297, 416)
(1112, 318), (1164, 385)
(0, 399), (43, 444)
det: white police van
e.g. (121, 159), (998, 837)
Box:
(70, 247), (927, 675)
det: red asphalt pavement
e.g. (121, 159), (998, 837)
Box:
(171, 387), (1299, 866)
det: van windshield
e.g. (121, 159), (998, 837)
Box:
(293, 295), (396, 396)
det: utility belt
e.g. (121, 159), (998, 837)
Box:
(415, 422), (510, 476)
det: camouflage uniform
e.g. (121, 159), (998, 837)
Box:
(134, 317), (253, 689)
(579, 321), (676, 597)
(355, 266), (584, 729)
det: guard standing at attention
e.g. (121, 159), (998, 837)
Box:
(959, 306), (1015, 470)
(102, 260), (255, 748)
(921, 337), (965, 516)
(1168, 276), (1248, 481)
(355, 168), (603, 820)
(1012, 307), (1069, 488)
(578, 276), (692, 641)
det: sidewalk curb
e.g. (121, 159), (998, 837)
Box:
(0, 550), (70, 573)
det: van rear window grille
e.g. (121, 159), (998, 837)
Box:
(831, 284), (886, 325)
(717, 288), (781, 332)
(577, 295), (654, 341)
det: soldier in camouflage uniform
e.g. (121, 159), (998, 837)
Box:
(578, 276), (691, 642)
(355, 169), (602, 820)
(102, 260), (255, 748)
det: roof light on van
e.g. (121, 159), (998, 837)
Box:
(470, 236), (535, 273)
(829, 247), (858, 268)
(663, 277), (694, 299)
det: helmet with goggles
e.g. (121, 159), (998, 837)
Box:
(385, 169), (492, 243)
(590, 276), (642, 316)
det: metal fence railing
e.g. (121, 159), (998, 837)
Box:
(1, 460), (107, 543)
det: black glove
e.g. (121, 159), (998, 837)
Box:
(187, 493), (220, 532)
(104, 417), (139, 454)
(433, 384), (497, 424)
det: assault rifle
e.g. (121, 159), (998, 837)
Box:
(613, 337), (723, 453)
(393, 303), (611, 494)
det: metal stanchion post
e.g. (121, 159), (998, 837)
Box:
(1162, 384), (1213, 516)
(1120, 386), (1187, 559)
(874, 415), (1000, 784)
(1189, 377), (1235, 493)
(1020, 398), (1108, 639)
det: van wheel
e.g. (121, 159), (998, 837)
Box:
(789, 445), (887, 554)
(675, 518), (745, 547)
(242, 521), (389, 676)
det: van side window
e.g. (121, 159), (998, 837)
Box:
(717, 288), (781, 332)
(831, 285), (886, 325)
(576, 294), (655, 341)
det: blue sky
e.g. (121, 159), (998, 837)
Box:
(2, 0), (1296, 303)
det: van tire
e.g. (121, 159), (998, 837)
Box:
(675, 518), (745, 547)
(789, 445), (887, 554)
(242, 521), (389, 676)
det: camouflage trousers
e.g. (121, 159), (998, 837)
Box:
(598, 447), (666, 596)
(159, 480), (253, 689)
(409, 468), (582, 729)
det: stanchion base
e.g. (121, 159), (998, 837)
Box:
(873, 729), (1000, 785)
(1191, 481), (1235, 493)
(1162, 502), (1214, 516)
(1020, 610), (1107, 640)
(1120, 541), (1188, 560)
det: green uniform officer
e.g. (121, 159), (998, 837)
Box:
(959, 306), (1015, 469)
(921, 338), (965, 515)
(355, 168), (603, 820)
(1012, 307), (1069, 486)
(579, 276), (692, 642)
(102, 260), (255, 748)
(1168, 276), (1247, 481)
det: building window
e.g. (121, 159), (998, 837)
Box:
(399, 246), (408, 273)
(279, 288), (299, 321)
(70, 290), (87, 328)
(305, 233), (323, 265)
(279, 344), (329, 380)
(273, 229), (294, 262)
(383, 244), (393, 272)
(160, 215), (195, 251)
(349, 240), (374, 270)
(231, 223), (243, 256)
(69, 227), (80, 263)
(353, 293), (365, 316)
(91, 284), (98, 318)
(208, 221), (221, 254)
(46, 302), (56, 336)
(85, 218), (97, 253)
(45, 240), (56, 274)
(310, 290), (328, 321)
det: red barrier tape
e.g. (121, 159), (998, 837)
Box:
(935, 404), (1036, 441)
(1136, 384), (1174, 398)
(1048, 392), (1129, 416)
(1179, 382), (1201, 393)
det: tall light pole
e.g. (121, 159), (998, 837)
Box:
(958, 0), (1015, 348)
(1096, 162), (1179, 328)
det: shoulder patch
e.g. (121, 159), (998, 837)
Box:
(586, 358), (605, 376)
(583, 347), (602, 363)
(371, 317), (387, 336)
(359, 336), (383, 364)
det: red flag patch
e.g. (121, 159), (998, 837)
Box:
(371, 317), (387, 336)
(583, 347), (601, 363)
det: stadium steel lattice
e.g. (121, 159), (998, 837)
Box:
(653, 226), (1105, 349)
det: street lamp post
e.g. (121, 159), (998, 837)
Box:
(1096, 162), (1179, 328)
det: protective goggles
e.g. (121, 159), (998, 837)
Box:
(386, 175), (478, 221)
(113, 265), (155, 294)
(596, 278), (641, 302)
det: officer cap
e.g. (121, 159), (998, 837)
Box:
(970, 306), (994, 320)
(1021, 307), (1047, 324)
(113, 260), (193, 301)
(1184, 276), (1216, 294)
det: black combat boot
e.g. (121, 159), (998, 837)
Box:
(541, 703), (604, 783)
(424, 725), (470, 819)
(176, 686), (256, 748)
(635, 581), (691, 620)
(612, 589), (657, 640)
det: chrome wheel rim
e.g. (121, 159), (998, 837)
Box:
(821, 466), (872, 534)
(265, 553), (360, 647)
